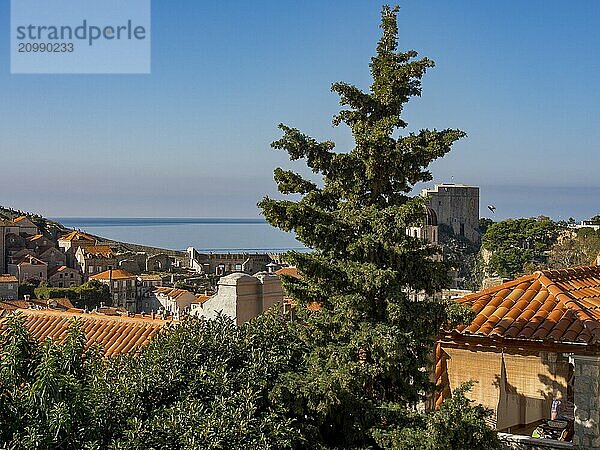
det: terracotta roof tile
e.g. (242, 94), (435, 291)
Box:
(90, 269), (135, 281)
(58, 231), (95, 242)
(275, 267), (300, 278)
(452, 265), (600, 346)
(0, 274), (18, 283)
(81, 245), (114, 258)
(1, 309), (169, 356)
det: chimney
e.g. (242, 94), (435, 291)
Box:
(151, 310), (155, 320)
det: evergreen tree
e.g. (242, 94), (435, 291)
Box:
(260, 6), (471, 448)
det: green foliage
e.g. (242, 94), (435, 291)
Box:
(478, 218), (494, 235)
(438, 224), (482, 290)
(481, 217), (559, 278)
(0, 312), (306, 449)
(18, 281), (38, 299)
(35, 280), (110, 310)
(259, 6), (493, 448)
(0, 8), (499, 449)
(548, 227), (600, 269)
(0, 314), (103, 449)
(95, 312), (305, 449)
(374, 383), (500, 450)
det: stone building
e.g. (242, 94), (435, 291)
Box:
(192, 272), (283, 325)
(145, 287), (196, 318)
(47, 265), (83, 288)
(437, 265), (600, 448)
(407, 205), (439, 245)
(187, 247), (273, 275)
(421, 183), (480, 243)
(75, 245), (117, 279)
(0, 274), (18, 300)
(146, 253), (172, 272)
(37, 246), (67, 269)
(12, 216), (39, 235)
(58, 231), (96, 267)
(90, 269), (137, 312)
(26, 234), (53, 250)
(8, 255), (47, 284)
(114, 252), (146, 274)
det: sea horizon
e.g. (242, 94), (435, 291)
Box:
(54, 217), (306, 253)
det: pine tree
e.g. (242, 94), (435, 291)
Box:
(259, 6), (468, 448)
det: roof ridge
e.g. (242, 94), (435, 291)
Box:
(538, 264), (600, 280)
(459, 272), (541, 303)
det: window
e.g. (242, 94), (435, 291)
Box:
(89, 266), (94, 274)
(460, 223), (465, 237)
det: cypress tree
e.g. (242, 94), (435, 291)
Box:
(259, 6), (468, 447)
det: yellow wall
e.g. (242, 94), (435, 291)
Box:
(443, 347), (570, 430)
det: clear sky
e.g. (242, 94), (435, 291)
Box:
(1, 0), (599, 220)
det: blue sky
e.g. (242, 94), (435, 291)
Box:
(1, 0), (599, 220)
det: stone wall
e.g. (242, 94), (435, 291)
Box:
(572, 355), (600, 449)
(422, 184), (480, 243)
(196, 272), (283, 325)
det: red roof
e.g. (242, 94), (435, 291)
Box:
(2, 309), (168, 356)
(13, 216), (33, 224)
(90, 269), (135, 281)
(451, 265), (600, 346)
(275, 267), (300, 278)
(58, 231), (95, 242)
(0, 274), (18, 283)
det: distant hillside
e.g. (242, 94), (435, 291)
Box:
(0, 205), (68, 239)
(0, 205), (186, 257)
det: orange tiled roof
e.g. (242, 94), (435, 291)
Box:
(139, 274), (162, 281)
(0, 301), (18, 311)
(27, 234), (44, 241)
(1, 298), (74, 311)
(59, 230), (95, 242)
(1, 309), (168, 356)
(46, 297), (75, 310)
(90, 269), (135, 280)
(451, 265), (600, 346)
(0, 274), (18, 283)
(13, 216), (31, 224)
(193, 293), (210, 304)
(16, 255), (47, 266)
(153, 287), (192, 300)
(47, 265), (75, 277)
(81, 245), (114, 258)
(275, 267), (300, 278)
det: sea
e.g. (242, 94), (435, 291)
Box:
(54, 218), (306, 253)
